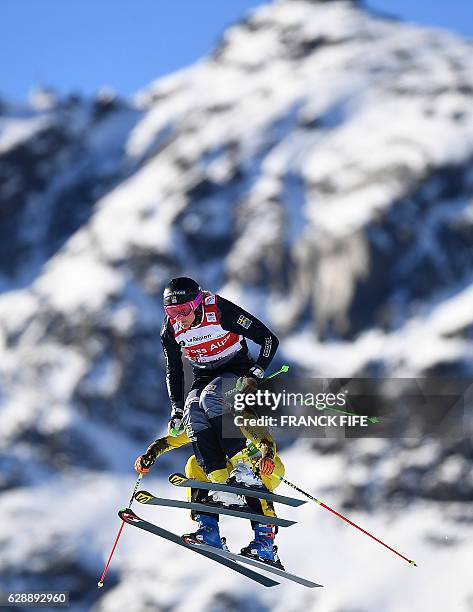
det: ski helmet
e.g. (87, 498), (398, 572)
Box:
(163, 277), (203, 318)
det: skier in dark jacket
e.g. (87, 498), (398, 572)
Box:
(135, 277), (281, 565)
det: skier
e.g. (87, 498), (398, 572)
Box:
(135, 277), (281, 565)
(135, 423), (285, 565)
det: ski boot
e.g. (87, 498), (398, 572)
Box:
(182, 514), (226, 549)
(240, 523), (285, 569)
(227, 461), (266, 490)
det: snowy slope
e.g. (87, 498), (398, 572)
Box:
(0, 0), (472, 610)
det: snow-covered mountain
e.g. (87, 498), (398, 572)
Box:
(0, 0), (472, 610)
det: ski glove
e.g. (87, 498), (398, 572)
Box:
(258, 440), (275, 475)
(134, 454), (153, 475)
(168, 408), (185, 437)
(258, 456), (275, 476)
(236, 365), (264, 395)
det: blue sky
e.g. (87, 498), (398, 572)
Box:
(1, 0), (472, 101)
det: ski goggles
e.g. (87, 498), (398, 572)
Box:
(164, 289), (203, 319)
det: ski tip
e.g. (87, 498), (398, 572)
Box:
(409, 560), (418, 567)
(281, 364), (290, 372)
(134, 490), (154, 503)
(118, 507), (133, 518)
(97, 581), (104, 589)
(119, 508), (143, 524)
(168, 472), (187, 486)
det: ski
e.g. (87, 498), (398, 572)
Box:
(118, 508), (279, 587)
(187, 542), (323, 588)
(168, 473), (306, 507)
(134, 490), (296, 527)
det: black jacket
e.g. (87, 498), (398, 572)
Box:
(161, 294), (279, 410)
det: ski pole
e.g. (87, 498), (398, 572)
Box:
(323, 406), (380, 423)
(266, 364), (289, 380)
(226, 364), (290, 399)
(279, 476), (417, 567)
(304, 400), (381, 424)
(97, 473), (143, 588)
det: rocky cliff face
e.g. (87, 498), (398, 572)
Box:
(0, 1), (472, 610)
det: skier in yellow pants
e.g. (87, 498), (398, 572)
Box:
(135, 418), (286, 567)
